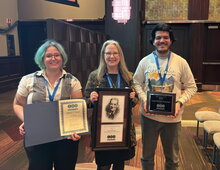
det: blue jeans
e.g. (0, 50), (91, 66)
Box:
(140, 115), (181, 170)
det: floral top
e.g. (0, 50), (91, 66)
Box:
(84, 69), (138, 147)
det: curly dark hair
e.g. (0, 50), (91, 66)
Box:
(150, 23), (176, 45)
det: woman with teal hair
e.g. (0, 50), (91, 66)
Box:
(13, 40), (82, 170)
(34, 40), (68, 69)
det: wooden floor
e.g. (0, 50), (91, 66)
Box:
(0, 89), (220, 170)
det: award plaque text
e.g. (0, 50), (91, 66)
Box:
(147, 91), (176, 115)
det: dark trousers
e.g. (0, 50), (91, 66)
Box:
(97, 161), (125, 170)
(95, 147), (135, 170)
(141, 115), (181, 170)
(25, 139), (79, 170)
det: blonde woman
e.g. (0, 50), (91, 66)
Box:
(84, 40), (138, 170)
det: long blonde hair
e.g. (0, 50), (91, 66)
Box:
(97, 40), (132, 85)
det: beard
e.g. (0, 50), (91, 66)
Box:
(156, 49), (169, 54)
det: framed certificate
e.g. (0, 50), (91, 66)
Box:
(58, 99), (89, 136)
(147, 91), (176, 115)
(91, 88), (132, 151)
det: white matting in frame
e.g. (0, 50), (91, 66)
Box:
(100, 124), (123, 143)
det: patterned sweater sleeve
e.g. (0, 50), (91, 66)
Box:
(133, 58), (148, 104)
(178, 59), (197, 104)
(84, 70), (99, 107)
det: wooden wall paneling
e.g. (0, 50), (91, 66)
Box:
(47, 19), (69, 41)
(188, 0), (209, 20)
(18, 21), (47, 74)
(0, 57), (24, 92)
(203, 64), (220, 84)
(188, 23), (205, 86)
(69, 26), (81, 76)
(69, 42), (78, 74)
(69, 26), (81, 42)
(142, 24), (155, 58)
(202, 23), (220, 85)
(171, 24), (190, 61)
(204, 23), (220, 62)
(67, 20), (105, 34)
(90, 44), (97, 70)
(96, 33), (107, 62)
(64, 41), (72, 73)
(71, 40), (83, 85)
(89, 31), (96, 43)
(81, 42), (87, 86)
(46, 19), (107, 88)
(80, 29), (87, 43)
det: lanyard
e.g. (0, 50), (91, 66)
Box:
(43, 78), (61, 101)
(105, 72), (121, 88)
(153, 51), (170, 87)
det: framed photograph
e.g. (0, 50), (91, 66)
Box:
(46, 0), (79, 7)
(92, 88), (132, 151)
(6, 34), (15, 56)
(147, 91), (176, 115)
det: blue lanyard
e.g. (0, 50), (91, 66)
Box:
(105, 72), (121, 88)
(153, 51), (170, 87)
(43, 78), (61, 101)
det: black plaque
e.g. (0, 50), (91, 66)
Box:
(147, 91), (176, 115)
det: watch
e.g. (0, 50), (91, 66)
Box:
(176, 101), (183, 107)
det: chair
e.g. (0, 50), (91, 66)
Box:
(213, 132), (220, 164)
(195, 111), (220, 137)
(203, 120), (220, 148)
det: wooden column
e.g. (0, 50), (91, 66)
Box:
(188, 0), (209, 20)
(188, 23), (205, 87)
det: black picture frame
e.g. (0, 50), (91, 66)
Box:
(147, 91), (176, 115)
(46, 0), (79, 7)
(91, 88), (132, 151)
(6, 34), (15, 56)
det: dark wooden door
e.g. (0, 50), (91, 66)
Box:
(18, 21), (47, 74)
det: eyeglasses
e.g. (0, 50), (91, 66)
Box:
(105, 52), (119, 57)
(45, 53), (61, 58)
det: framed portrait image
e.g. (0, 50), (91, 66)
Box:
(91, 88), (132, 151)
